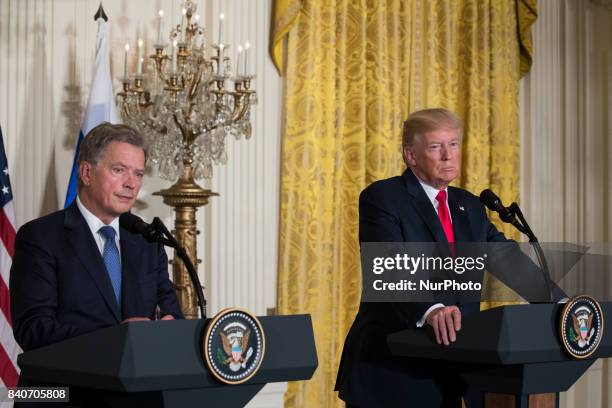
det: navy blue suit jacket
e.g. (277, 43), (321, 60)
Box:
(10, 203), (183, 352)
(335, 169), (554, 407)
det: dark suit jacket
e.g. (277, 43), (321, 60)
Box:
(335, 169), (555, 407)
(10, 202), (183, 352)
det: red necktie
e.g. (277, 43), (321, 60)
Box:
(435, 190), (454, 243)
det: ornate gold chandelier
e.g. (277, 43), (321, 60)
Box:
(118, 1), (256, 180)
(116, 1), (257, 318)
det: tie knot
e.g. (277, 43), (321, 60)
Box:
(436, 189), (447, 202)
(99, 226), (116, 241)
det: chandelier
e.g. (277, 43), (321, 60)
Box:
(117, 0), (256, 181)
(115, 1), (257, 319)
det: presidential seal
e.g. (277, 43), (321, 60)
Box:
(560, 295), (604, 359)
(203, 308), (266, 384)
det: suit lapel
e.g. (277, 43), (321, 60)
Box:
(401, 169), (448, 243)
(120, 227), (146, 318)
(64, 203), (121, 322)
(448, 188), (471, 242)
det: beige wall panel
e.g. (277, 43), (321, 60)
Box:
(521, 0), (611, 407)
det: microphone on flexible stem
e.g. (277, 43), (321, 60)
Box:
(119, 213), (207, 318)
(479, 189), (527, 234)
(119, 212), (169, 244)
(479, 189), (516, 223)
(479, 189), (553, 302)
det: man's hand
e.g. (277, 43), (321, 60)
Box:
(121, 317), (151, 323)
(160, 314), (175, 320)
(426, 305), (461, 346)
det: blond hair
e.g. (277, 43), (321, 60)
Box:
(402, 108), (463, 148)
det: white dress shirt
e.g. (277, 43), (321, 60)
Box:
(76, 196), (121, 259)
(416, 178), (452, 223)
(413, 177), (449, 327)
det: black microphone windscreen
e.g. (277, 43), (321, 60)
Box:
(119, 212), (147, 234)
(479, 189), (501, 211)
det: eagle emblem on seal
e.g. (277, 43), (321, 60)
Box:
(560, 295), (604, 359)
(218, 322), (254, 372)
(570, 306), (595, 347)
(203, 308), (266, 384)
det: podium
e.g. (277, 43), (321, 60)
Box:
(17, 315), (317, 407)
(387, 303), (612, 408)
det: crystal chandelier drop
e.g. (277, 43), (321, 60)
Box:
(117, 0), (257, 181)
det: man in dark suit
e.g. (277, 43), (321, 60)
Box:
(10, 122), (182, 353)
(335, 109), (556, 407)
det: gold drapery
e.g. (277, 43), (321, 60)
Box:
(272, 1), (537, 406)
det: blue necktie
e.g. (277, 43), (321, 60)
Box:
(99, 226), (121, 306)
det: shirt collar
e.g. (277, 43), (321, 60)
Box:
(414, 175), (448, 205)
(76, 195), (120, 237)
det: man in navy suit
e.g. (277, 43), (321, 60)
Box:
(335, 109), (557, 407)
(10, 122), (182, 353)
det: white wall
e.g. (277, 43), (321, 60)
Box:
(521, 0), (612, 406)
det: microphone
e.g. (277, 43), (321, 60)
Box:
(479, 189), (515, 223)
(479, 190), (555, 302)
(119, 212), (208, 318)
(119, 212), (159, 242)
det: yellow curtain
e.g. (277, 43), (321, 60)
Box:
(272, 1), (537, 406)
